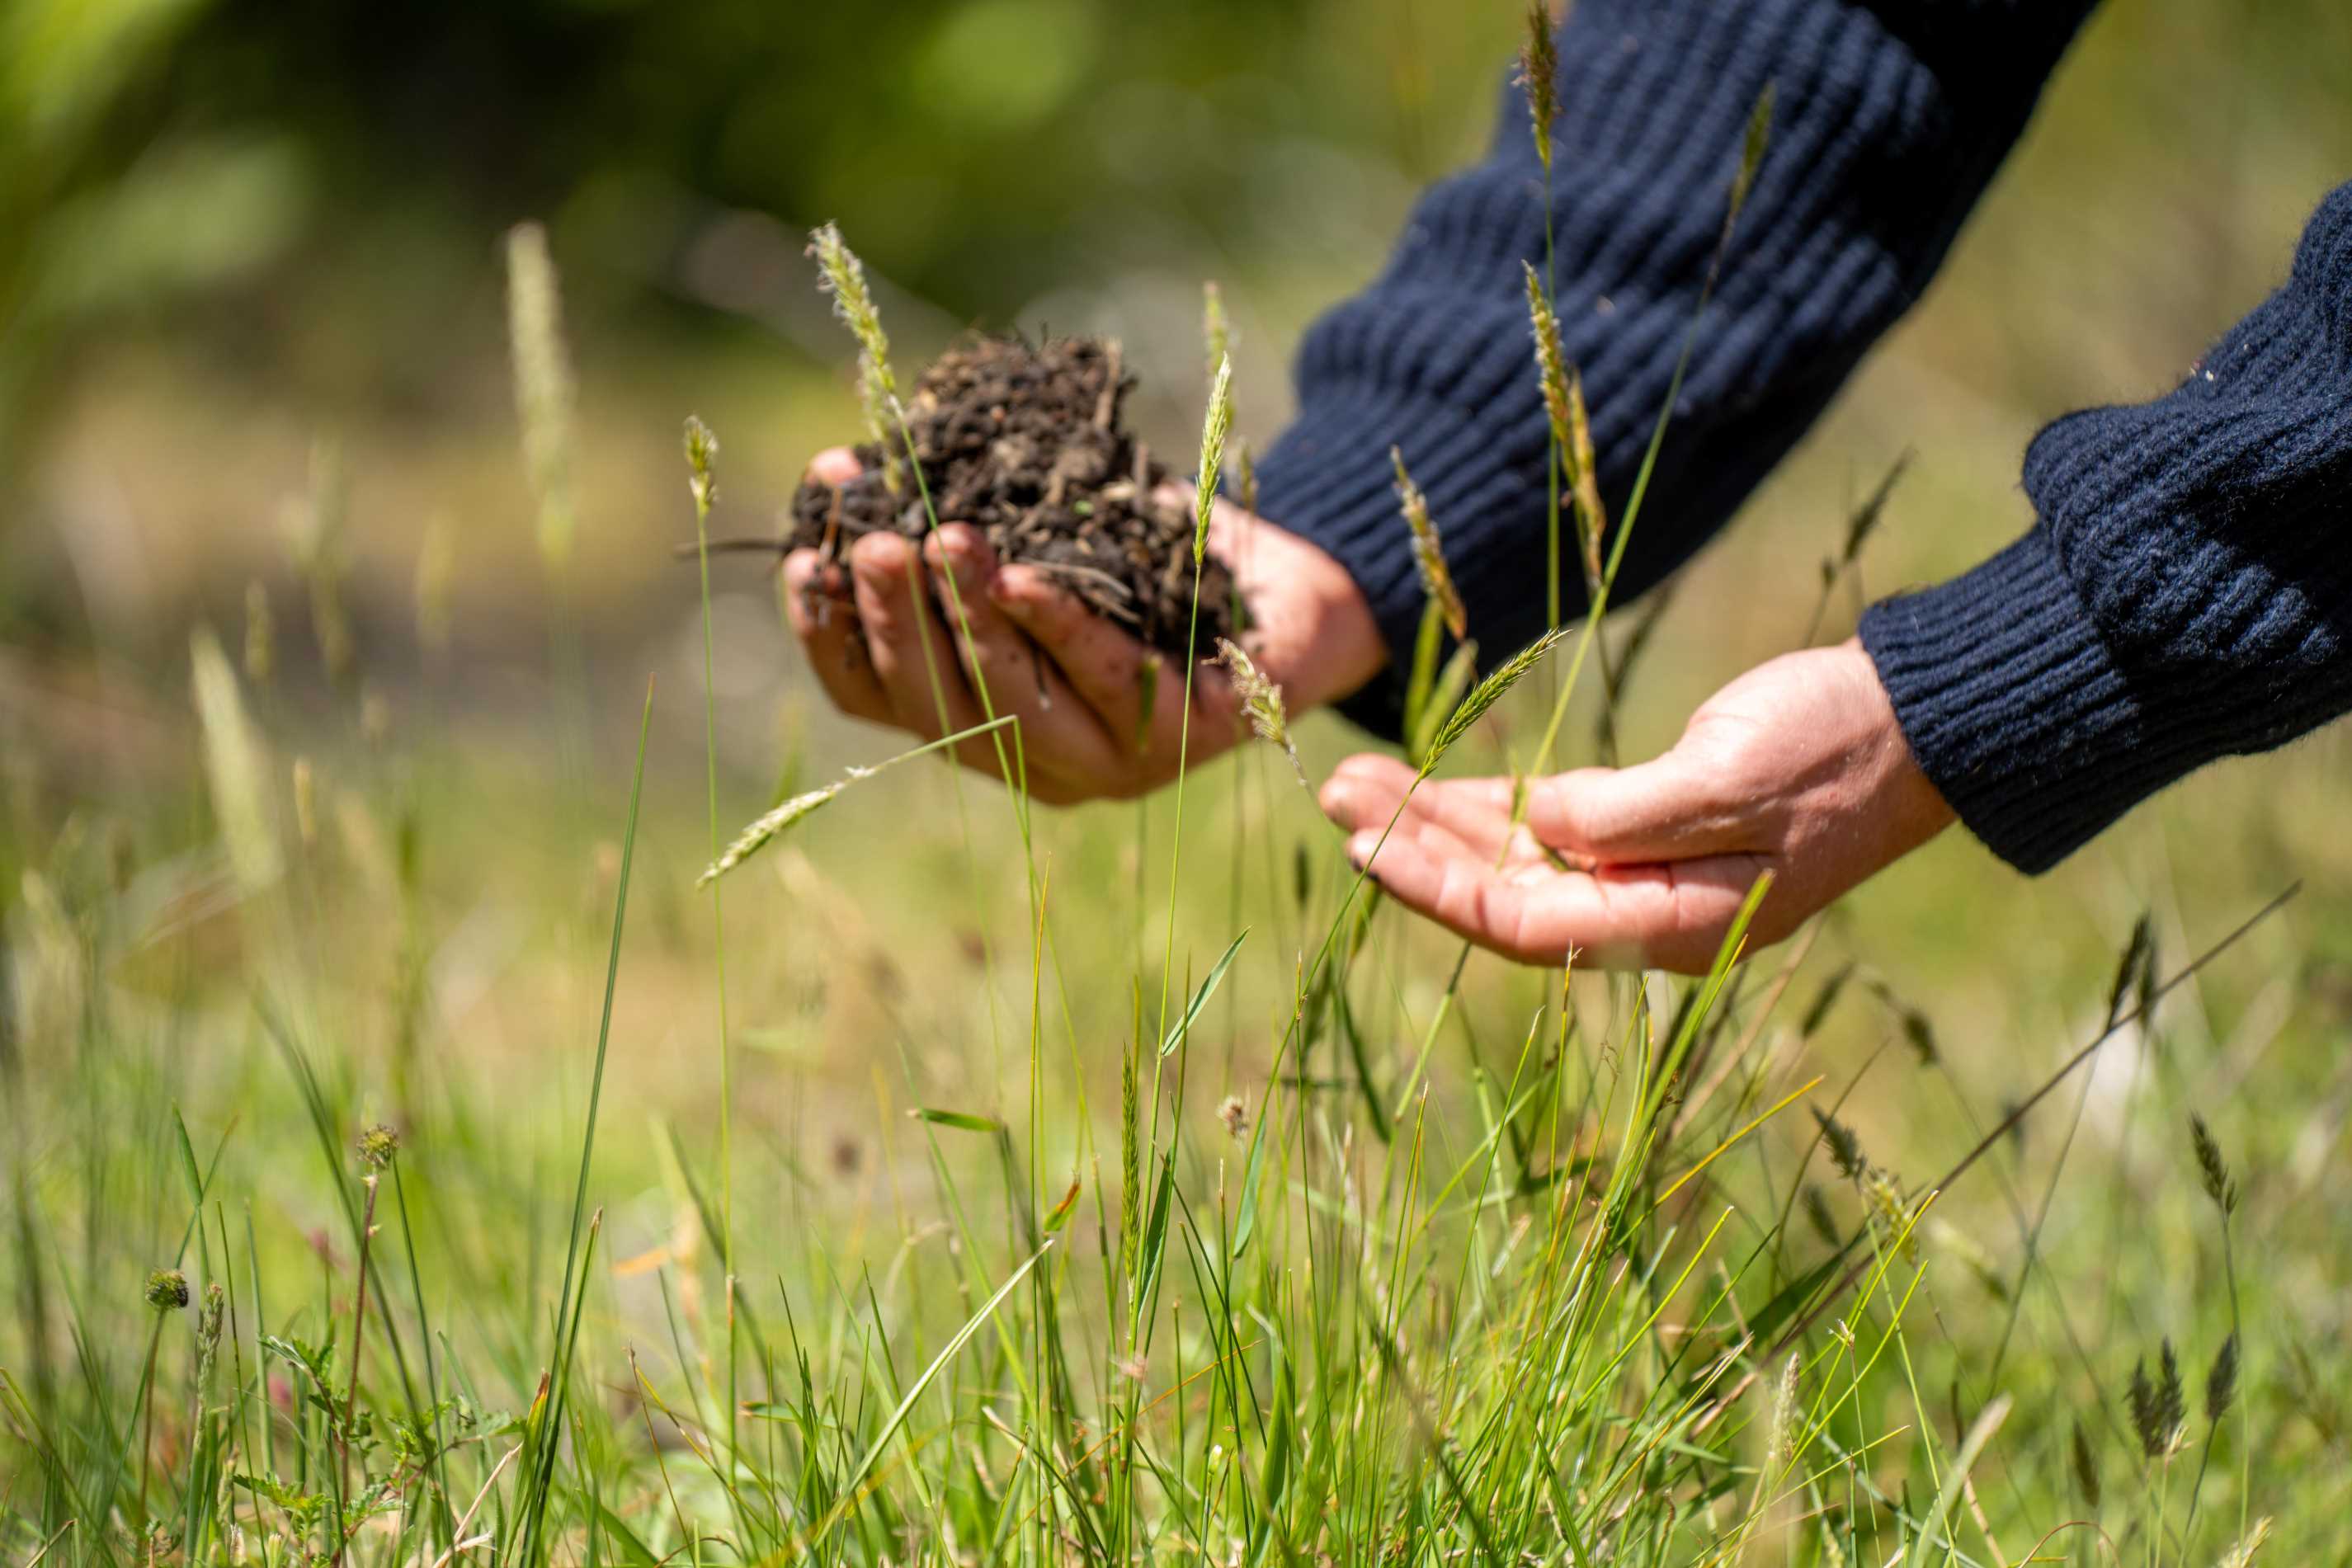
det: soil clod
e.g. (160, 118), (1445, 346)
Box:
(781, 337), (1239, 662)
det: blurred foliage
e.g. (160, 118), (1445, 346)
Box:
(8, 0), (2351, 417)
(0, 0), (2345, 670)
(0, 0), (1511, 444)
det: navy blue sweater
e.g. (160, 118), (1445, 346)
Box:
(1250, 0), (2352, 873)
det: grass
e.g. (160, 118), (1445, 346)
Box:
(3, 594), (2348, 1561)
(10, 46), (2352, 1568)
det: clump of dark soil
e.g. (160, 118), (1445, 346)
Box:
(784, 337), (1237, 662)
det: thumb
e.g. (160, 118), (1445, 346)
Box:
(1525, 749), (1748, 864)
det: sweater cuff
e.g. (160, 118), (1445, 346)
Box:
(1859, 528), (2151, 874)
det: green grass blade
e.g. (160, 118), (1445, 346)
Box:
(813, 1240), (1053, 1550)
(1161, 930), (1248, 1057)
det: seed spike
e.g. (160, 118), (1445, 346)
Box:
(684, 415), (719, 512)
(2189, 1113), (2240, 1215)
(2206, 1331), (2240, 1423)
(700, 786), (844, 888)
(505, 222), (578, 572)
(1194, 355), (1234, 566)
(1516, 1), (1560, 176)
(1729, 82), (1776, 228)
(2217, 1519), (2274, 1568)
(1420, 627), (1568, 775)
(1522, 261), (1572, 454)
(1391, 449), (1468, 641)
(1565, 371), (1608, 590)
(1812, 1105), (1866, 1180)
(809, 222), (903, 494)
(1216, 638), (1304, 787)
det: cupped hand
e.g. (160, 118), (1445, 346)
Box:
(783, 447), (1384, 804)
(1317, 639), (1956, 973)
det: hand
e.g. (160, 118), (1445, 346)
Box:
(783, 448), (1385, 804)
(1317, 639), (1956, 973)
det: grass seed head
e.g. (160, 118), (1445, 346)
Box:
(1812, 1105), (1866, 1180)
(1195, 354), (1234, 565)
(809, 222), (901, 489)
(2128, 1340), (2187, 1459)
(1899, 1006), (1938, 1066)
(1391, 448), (1467, 641)
(2189, 1113), (2240, 1214)
(684, 415), (719, 513)
(2206, 1330), (2240, 1424)
(1862, 1167), (1918, 1262)
(1421, 627), (1567, 775)
(1837, 451), (1911, 567)
(1764, 1351), (1801, 1476)
(1516, 1), (1559, 175)
(2108, 913), (2154, 1025)
(2069, 1420), (2100, 1508)
(1217, 1095), (1248, 1142)
(1522, 262), (1572, 456)
(2218, 1518), (2274, 1568)
(196, 1282), (226, 1377)
(145, 1269), (190, 1311)
(1728, 82), (1775, 228)
(1216, 638), (1304, 786)
(357, 1123), (400, 1170)
(1801, 1184), (1840, 1247)
(505, 221), (578, 572)
(1565, 370), (1606, 585)
(701, 785), (843, 888)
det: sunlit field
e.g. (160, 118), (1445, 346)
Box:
(5, 1), (2352, 1563)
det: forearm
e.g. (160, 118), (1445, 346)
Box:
(1251, 0), (2100, 734)
(1863, 182), (2352, 873)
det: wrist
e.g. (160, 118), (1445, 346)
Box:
(1831, 636), (1957, 848)
(1211, 500), (1387, 713)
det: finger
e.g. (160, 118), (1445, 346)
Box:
(1319, 756), (1566, 869)
(783, 549), (891, 724)
(1345, 829), (1765, 972)
(1524, 756), (1752, 864)
(992, 563), (1237, 758)
(923, 527), (1122, 781)
(850, 532), (985, 748)
(808, 447), (861, 485)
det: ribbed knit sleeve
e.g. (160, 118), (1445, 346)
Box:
(1248, 0), (2097, 735)
(1860, 182), (2352, 873)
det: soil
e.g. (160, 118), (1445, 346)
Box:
(780, 337), (1238, 662)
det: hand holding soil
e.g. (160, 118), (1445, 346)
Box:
(779, 337), (1383, 803)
